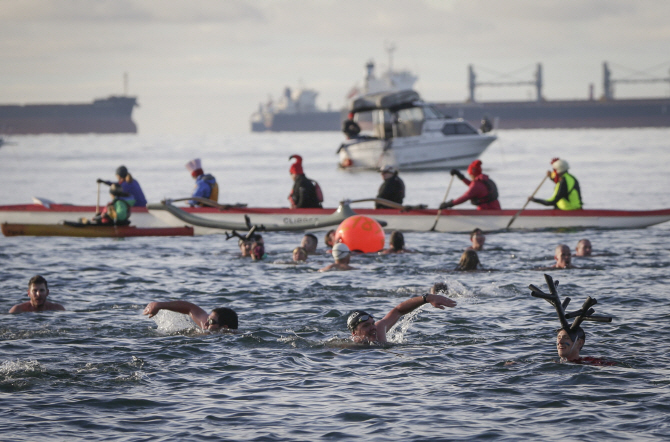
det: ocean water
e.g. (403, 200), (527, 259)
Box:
(1, 129), (670, 441)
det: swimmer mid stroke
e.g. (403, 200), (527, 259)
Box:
(9, 275), (65, 313)
(143, 300), (238, 331)
(347, 293), (456, 344)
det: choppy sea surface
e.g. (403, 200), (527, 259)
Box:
(1, 129), (670, 441)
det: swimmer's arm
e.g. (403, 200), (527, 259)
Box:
(376, 294), (457, 330)
(143, 301), (209, 328)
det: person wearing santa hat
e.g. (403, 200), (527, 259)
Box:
(288, 155), (322, 209)
(185, 158), (218, 207)
(439, 159), (501, 210)
(529, 157), (582, 210)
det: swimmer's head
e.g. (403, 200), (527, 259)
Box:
(251, 243), (265, 261)
(324, 229), (335, 247)
(431, 282), (448, 295)
(209, 307), (239, 330)
(332, 243), (350, 261)
(389, 231), (404, 251)
(576, 239), (592, 257)
(347, 310), (373, 331)
(292, 246), (308, 262)
(556, 327), (585, 360)
(458, 249), (480, 271)
(301, 233), (318, 254)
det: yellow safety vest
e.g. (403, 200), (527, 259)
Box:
(551, 173), (582, 210)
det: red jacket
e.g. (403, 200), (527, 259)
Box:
(452, 174), (501, 210)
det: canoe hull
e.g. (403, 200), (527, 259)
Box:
(2, 204), (670, 234)
(1, 223), (194, 238)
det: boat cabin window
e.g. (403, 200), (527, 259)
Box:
(353, 110), (389, 139)
(442, 122), (478, 136)
(394, 106), (424, 138)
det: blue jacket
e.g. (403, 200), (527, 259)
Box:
(190, 173), (217, 206)
(121, 180), (147, 207)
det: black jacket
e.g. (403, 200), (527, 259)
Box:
(291, 174), (322, 208)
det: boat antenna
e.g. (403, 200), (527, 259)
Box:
(123, 72), (129, 96)
(529, 274), (612, 342)
(384, 41), (396, 74)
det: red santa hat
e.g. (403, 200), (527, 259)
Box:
(186, 158), (203, 178)
(289, 155), (304, 175)
(467, 160), (482, 177)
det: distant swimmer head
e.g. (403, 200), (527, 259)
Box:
(289, 155), (304, 175)
(186, 158), (203, 178)
(347, 310), (374, 332)
(251, 243), (265, 261)
(115, 165), (128, 179)
(332, 242), (350, 261)
(431, 282), (448, 295)
(551, 158), (569, 174)
(467, 160), (482, 178)
(389, 231), (404, 251)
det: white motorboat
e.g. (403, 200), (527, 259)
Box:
(338, 89), (496, 171)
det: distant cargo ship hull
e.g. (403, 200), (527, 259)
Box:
(0, 96), (138, 134)
(435, 98), (670, 129)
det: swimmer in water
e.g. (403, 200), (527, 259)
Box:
(575, 239), (592, 257)
(292, 246), (308, 262)
(467, 228), (485, 251)
(143, 301), (238, 331)
(381, 231), (409, 254)
(300, 233), (318, 254)
(324, 229), (335, 248)
(9, 275), (65, 313)
(553, 244), (574, 269)
(347, 292), (456, 344)
(319, 243), (355, 272)
(530, 274), (614, 365)
(456, 249), (480, 271)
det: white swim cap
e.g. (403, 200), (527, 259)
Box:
(551, 159), (569, 174)
(332, 242), (350, 260)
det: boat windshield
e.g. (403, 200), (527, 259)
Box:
(394, 106), (424, 137)
(442, 122), (479, 136)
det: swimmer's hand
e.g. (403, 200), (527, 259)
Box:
(427, 294), (457, 309)
(143, 302), (160, 318)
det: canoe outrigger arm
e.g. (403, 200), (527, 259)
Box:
(529, 274), (612, 342)
(147, 200), (358, 232)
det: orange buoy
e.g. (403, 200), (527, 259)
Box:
(335, 215), (385, 253)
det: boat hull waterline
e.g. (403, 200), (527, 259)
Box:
(2, 203), (670, 235)
(1, 223), (194, 238)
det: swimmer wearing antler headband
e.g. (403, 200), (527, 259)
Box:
(529, 274), (615, 365)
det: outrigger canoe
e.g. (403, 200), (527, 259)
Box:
(1, 222), (194, 238)
(2, 199), (670, 235)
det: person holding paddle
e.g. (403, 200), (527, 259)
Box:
(186, 158), (219, 207)
(375, 165), (405, 209)
(529, 158), (582, 210)
(439, 160), (500, 210)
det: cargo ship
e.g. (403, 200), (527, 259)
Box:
(250, 59), (670, 132)
(0, 95), (138, 135)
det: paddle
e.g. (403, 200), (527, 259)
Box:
(506, 175), (548, 230)
(429, 175), (455, 232)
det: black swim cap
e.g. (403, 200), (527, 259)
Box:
(347, 310), (373, 332)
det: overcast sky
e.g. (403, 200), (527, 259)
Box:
(2, 0), (669, 135)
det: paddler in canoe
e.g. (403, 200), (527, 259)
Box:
(89, 183), (134, 226)
(186, 158), (219, 207)
(288, 155), (323, 209)
(529, 157), (583, 210)
(375, 165), (405, 209)
(440, 160), (501, 210)
(97, 165), (147, 207)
